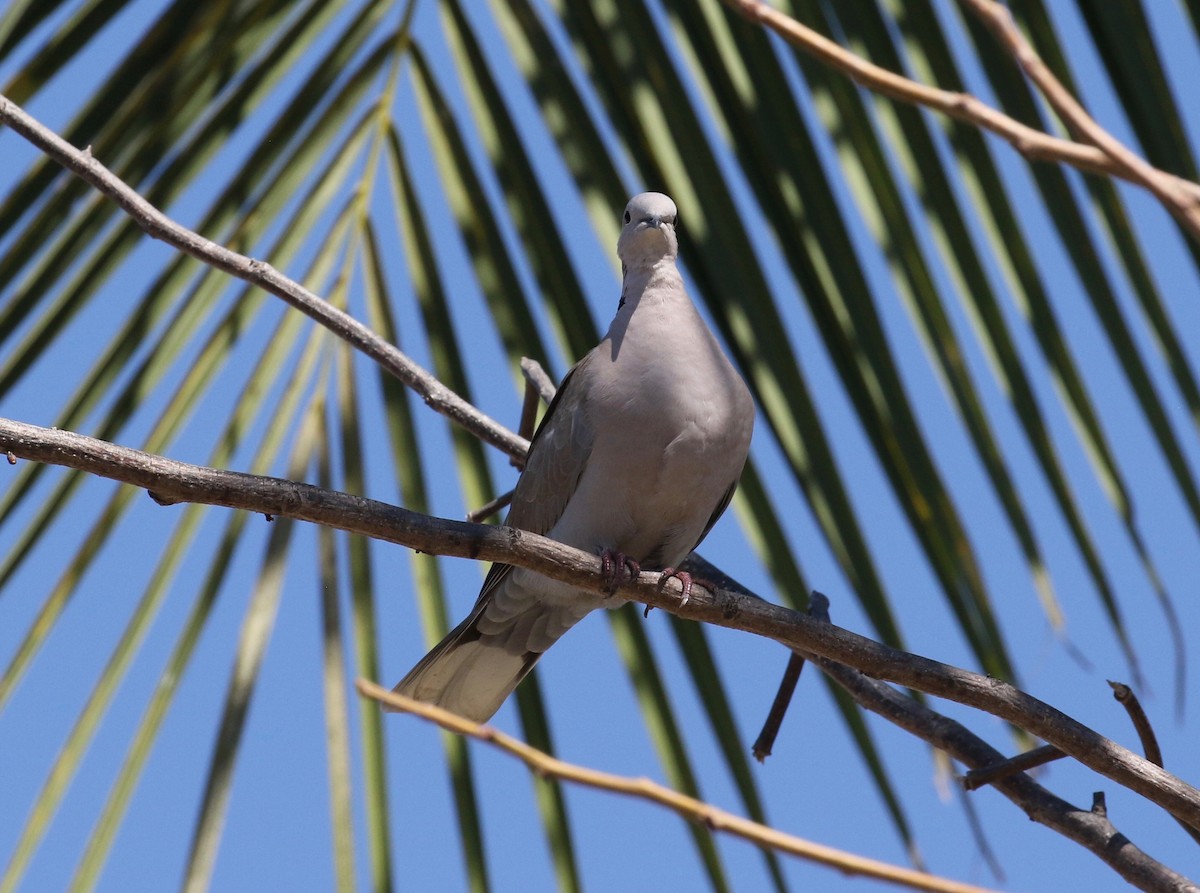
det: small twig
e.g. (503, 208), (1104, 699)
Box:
(754, 591), (824, 762)
(1111, 682), (1163, 767)
(520, 357), (559, 407)
(962, 744), (1065, 791)
(752, 652), (805, 762)
(512, 365), (544, 470)
(359, 681), (1001, 893)
(516, 379), (541, 442)
(1111, 681), (1200, 848)
(465, 489), (513, 524)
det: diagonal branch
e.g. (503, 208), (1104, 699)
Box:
(960, 0), (1200, 237)
(798, 595), (1198, 893)
(718, 0), (1200, 241)
(2, 415), (1199, 843)
(360, 683), (1001, 893)
(0, 93), (529, 464)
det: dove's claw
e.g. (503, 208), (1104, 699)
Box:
(600, 550), (640, 595)
(658, 568), (693, 607)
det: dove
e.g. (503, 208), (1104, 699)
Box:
(392, 192), (754, 722)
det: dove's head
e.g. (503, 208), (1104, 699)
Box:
(617, 192), (678, 270)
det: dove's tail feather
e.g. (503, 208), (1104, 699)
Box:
(390, 602), (572, 722)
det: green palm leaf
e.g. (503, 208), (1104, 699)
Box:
(2, 1), (1198, 890)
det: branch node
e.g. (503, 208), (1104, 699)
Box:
(1092, 791), (1108, 817)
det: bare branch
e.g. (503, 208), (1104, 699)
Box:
(0, 93), (529, 464)
(718, 0), (1200, 237)
(806, 649), (1199, 893)
(960, 0), (1200, 239)
(752, 651), (806, 762)
(3, 415), (1199, 840)
(1112, 682), (1165, 770)
(1111, 682), (1200, 848)
(359, 682), (1000, 893)
(519, 357), (559, 407)
(464, 489), (513, 524)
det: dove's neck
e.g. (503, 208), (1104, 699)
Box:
(603, 260), (695, 356)
(615, 260), (685, 316)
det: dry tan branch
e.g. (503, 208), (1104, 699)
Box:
(719, 0), (1200, 240)
(959, 0), (1200, 237)
(359, 682), (999, 893)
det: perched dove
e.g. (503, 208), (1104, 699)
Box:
(392, 192), (754, 721)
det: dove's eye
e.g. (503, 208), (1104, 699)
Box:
(624, 211), (631, 224)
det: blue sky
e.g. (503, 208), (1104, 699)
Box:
(2, 1), (1200, 891)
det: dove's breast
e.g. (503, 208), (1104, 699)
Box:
(547, 273), (753, 571)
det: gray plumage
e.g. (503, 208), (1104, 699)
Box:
(391, 192), (754, 722)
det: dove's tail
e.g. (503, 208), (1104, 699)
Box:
(389, 619), (540, 723)
(390, 594), (588, 722)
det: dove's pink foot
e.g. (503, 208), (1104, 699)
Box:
(658, 568), (693, 607)
(600, 550), (640, 595)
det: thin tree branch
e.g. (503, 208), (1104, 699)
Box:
(0, 93), (529, 465)
(1111, 682), (1163, 769)
(960, 0), (1200, 239)
(3, 416), (1199, 840)
(464, 489), (513, 524)
(752, 651), (806, 762)
(358, 682), (1000, 893)
(520, 356), (559, 407)
(1111, 681), (1200, 849)
(718, 0), (1200, 237)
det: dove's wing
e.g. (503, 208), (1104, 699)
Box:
(506, 354), (596, 535)
(455, 352), (597, 615)
(390, 356), (599, 721)
(694, 480), (739, 553)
